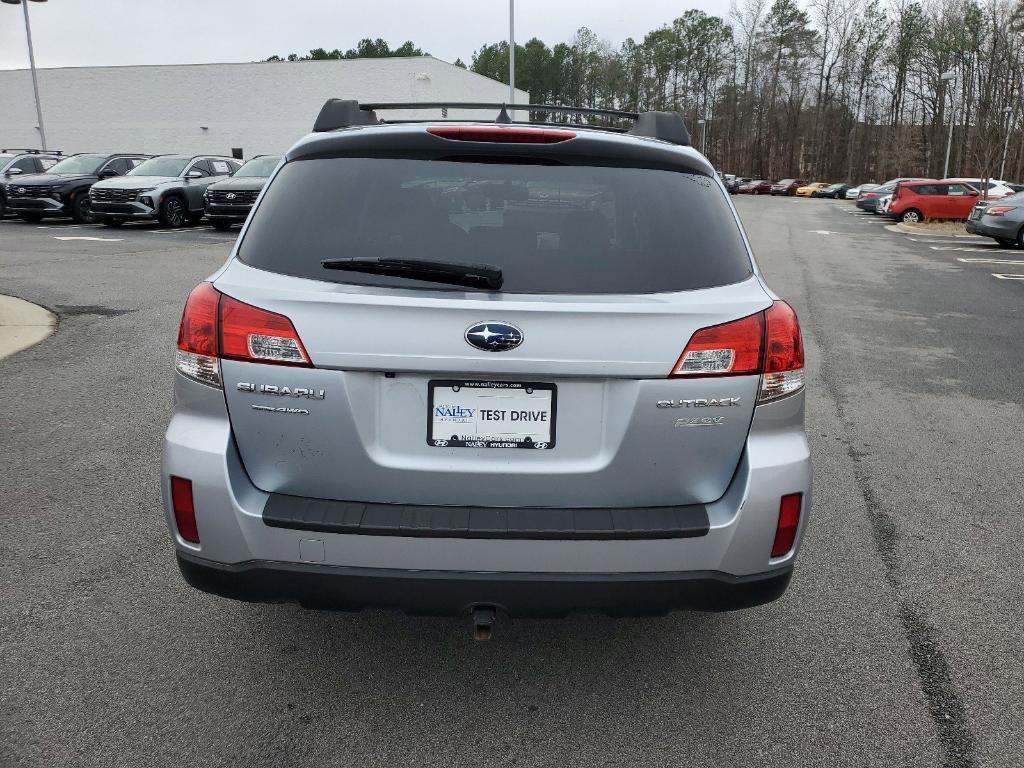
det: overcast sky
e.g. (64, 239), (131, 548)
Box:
(1, 0), (734, 70)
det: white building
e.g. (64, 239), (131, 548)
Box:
(0, 57), (528, 157)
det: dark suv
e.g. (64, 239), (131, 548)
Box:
(770, 179), (807, 196)
(5, 153), (149, 223)
(204, 154), (281, 230)
(0, 149), (62, 218)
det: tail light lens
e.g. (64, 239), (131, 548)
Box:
(760, 300), (805, 401)
(176, 282), (222, 387)
(671, 301), (804, 402)
(671, 313), (763, 376)
(175, 283), (311, 387)
(772, 493), (803, 557)
(220, 295), (311, 366)
(170, 476), (199, 544)
(985, 206), (1017, 217)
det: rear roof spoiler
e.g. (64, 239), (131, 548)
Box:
(311, 100), (691, 147)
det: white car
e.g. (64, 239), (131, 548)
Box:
(846, 184), (877, 200)
(945, 178), (1016, 199)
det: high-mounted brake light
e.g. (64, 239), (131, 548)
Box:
(771, 493), (802, 558)
(670, 301), (804, 403)
(220, 295), (311, 367)
(426, 126), (576, 144)
(175, 283), (312, 387)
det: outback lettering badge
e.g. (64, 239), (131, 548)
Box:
(657, 397), (741, 408)
(237, 382), (325, 399)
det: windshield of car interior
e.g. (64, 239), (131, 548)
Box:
(47, 154), (107, 175)
(233, 156), (281, 178)
(238, 157), (753, 294)
(129, 157), (188, 177)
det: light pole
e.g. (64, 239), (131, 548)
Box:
(941, 70), (956, 179)
(508, 0), (515, 106)
(999, 105), (1013, 181)
(2, 0), (48, 151)
(697, 118), (707, 156)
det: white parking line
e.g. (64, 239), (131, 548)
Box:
(992, 273), (1024, 280)
(956, 258), (1024, 265)
(930, 246), (1020, 253)
(51, 236), (124, 242)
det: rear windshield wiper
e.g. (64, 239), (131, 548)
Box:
(321, 257), (503, 290)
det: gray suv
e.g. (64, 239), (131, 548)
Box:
(90, 154), (240, 227)
(0, 149), (61, 218)
(163, 101), (810, 628)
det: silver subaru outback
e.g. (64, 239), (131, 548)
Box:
(163, 100), (810, 625)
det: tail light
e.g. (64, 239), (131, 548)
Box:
(220, 294), (311, 366)
(771, 493), (802, 557)
(170, 476), (199, 544)
(985, 206), (1017, 217)
(671, 313), (763, 376)
(671, 301), (804, 403)
(175, 283), (311, 387)
(176, 282), (222, 387)
(427, 126), (576, 143)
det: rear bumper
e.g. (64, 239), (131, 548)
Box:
(176, 550), (793, 616)
(965, 217), (1017, 239)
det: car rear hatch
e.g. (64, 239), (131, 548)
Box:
(205, 127), (780, 509)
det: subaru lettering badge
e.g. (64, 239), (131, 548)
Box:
(465, 322), (524, 352)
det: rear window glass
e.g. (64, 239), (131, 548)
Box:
(238, 157), (752, 294)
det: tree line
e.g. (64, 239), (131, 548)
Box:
(268, 0), (1024, 183)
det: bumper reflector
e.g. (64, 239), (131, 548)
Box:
(772, 493), (802, 558)
(170, 476), (199, 543)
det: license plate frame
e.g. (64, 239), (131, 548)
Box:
(427, 380), (557, 449)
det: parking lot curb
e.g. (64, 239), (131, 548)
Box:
(0, 295), (57, 360)
(891, 222), (979, 237)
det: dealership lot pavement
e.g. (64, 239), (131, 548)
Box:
(2, 200), (1022, 767)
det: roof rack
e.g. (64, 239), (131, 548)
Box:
(2, 148), (63, 155)
(312, 100), (691, 146)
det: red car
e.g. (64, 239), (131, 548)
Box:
(889, 180), (981, 223)
(738, 179), (773, 195)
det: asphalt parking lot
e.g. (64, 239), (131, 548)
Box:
(2, 199), (1022, 768)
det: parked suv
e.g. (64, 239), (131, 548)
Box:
(4, 152), (148, 223)
(888, 180), (980, 223)
(90, 155), (240, 227)
(770, 179), (807, 196)
(203, 154), (281, 230)
(164, 100), (810, 625)
(0, 149), (62, 218)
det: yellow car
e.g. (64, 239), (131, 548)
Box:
(796, 182), (829, 197)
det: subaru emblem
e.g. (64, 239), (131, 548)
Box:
(465, 322), (524, 352)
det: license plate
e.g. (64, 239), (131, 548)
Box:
(427, 380), (556, 449)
